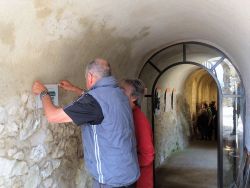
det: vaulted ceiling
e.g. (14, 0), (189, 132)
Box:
(0, 0), (249, 103)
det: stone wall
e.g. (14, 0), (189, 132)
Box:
(154, 92), (191, 167)
(0, 92), (92, 188)
(153, 65), (192, 167)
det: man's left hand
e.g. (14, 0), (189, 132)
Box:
(32, 80), (47, 95)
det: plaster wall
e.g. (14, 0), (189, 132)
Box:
(0, 1), (143, 187)
(0, 0), (152, 106)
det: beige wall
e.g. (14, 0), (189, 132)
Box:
(0, 0), (147, 106)
(184, 69), (218, 139)
(0, 1), (139, 187)
(184, 69), (218, 120)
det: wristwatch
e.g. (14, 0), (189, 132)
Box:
(40, 90), (49, 100)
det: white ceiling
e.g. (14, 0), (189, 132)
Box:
(83, 0), (250, 78)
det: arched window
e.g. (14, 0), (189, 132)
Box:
(139, 42), (245, 187)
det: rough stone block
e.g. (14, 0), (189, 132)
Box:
(13, 151), (25, 161)
(6, 122), (19, 137)
(7, 147), (18, 157)
(26, 96), (36, 110)
(24, 165), (41, 188)
(0, 124), (5, 136)
(41, 161), (53, 179)
(0, 149), (5, 157)
(10, 176), (23, 188)
(51, 159), (61, 170)
(45, 129), (53, 142)
(29, 129), (47, 146)
(65, 138), (77, 157)
(19, 106), (27, 120)
(0, 140), (4, 149)
(43, 178), (53, 187)
(0, 157), (28, 177)
(20, 114), (40, 141)
(30, 144), (46, 162)
(51, 147), (64, 159)
(6, 98), (21, 116)
(21, 93), (29, 105)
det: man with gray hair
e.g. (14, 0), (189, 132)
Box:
(32, 58), (139, 188)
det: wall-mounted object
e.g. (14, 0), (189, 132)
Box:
(154, 88), (161, 115)
(164, 88), (171, 112)
(36, 84), (59, 109)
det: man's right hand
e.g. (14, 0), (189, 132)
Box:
(59, 80), (84, 95)
(59, 80), (76, 91)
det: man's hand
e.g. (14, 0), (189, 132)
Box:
(59, 80), (84, 96)
(59, 80), (76, 91)
(32, 80), (72, 123)
(32, 80), (47, 95)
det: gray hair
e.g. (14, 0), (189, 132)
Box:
(86, 59), (111, 78)
(123, 79), (145, 107)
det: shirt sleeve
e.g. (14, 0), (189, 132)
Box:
(63, 93), (104, 126)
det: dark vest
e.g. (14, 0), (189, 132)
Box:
(81, 76), (139, 186)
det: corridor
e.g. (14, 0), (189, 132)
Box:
(155, 141), (217, 188)
(0, 1), (249, 187)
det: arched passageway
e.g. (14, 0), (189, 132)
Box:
(139, 42), (245, 187)
(153, 65), (218, 188)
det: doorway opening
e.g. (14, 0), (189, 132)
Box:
(139, 42), (245, 187)
(152, 64), (218, 187)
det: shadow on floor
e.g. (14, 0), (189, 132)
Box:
(155, 140), (217, 188)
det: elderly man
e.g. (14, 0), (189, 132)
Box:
(32, 58), (139, 188)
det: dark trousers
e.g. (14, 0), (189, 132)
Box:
(92, 179), (136, 188)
